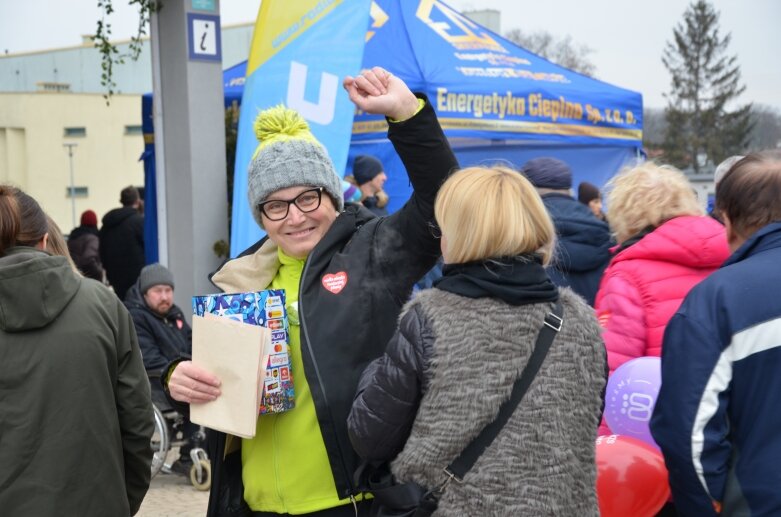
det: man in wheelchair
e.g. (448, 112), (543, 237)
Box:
(125, 263), (199, 475)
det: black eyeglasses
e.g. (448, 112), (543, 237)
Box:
(257, 187), (324, 221)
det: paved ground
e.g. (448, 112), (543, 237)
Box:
(137, 449), (209, 517)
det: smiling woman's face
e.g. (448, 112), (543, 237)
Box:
(260, 185), (338, 259)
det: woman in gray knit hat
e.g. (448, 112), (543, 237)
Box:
(165, 67), (459, 517)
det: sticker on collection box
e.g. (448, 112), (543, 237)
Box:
(192, 289), (295, 414)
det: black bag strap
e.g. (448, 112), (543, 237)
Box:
(443, 301), (563, 484)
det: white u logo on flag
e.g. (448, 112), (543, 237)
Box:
(287, 61), (337, 125)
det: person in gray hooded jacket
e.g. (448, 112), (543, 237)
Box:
(348, 166), (606, 516)
(0, 185), (153, 516)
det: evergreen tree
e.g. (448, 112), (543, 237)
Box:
(661, 0), (752, 172)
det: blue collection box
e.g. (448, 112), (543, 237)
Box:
(193, 289), (294, 414)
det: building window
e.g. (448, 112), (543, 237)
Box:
(66, 186), (89, 198)
(64, 127), (86, 137)
(125, 125), (143, 135)
(37, 82), (71, 92)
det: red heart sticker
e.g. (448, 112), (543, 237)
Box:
(322, 272), (348, 294)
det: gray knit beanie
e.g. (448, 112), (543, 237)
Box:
(247, 105), (343, 227)
(139, 263), (174, 294)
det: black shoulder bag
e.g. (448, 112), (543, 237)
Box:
(359, 302), (564, 517)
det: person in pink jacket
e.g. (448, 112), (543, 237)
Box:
(595, 163), (730, 378)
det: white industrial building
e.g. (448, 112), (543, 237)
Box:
(0, 23), (252, 233)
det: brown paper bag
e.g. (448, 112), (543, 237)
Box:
(190, 314), (270, 438)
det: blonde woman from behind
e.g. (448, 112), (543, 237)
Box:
(594, 162), (730, 378)
(349, 166), (607, 515)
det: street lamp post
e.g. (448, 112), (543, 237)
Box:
(63, 142), (78, 230)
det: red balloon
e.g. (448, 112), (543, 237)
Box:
(595, 435), (670, 517)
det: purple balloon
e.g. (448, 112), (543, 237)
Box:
(605, 357), (661, 448)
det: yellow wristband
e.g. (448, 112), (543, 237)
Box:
(164, 361), (180, 387)
(389, 98), (425, 123)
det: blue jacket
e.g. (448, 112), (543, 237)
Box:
(651, 222), (781, 517)
(542, 193), (612, 305)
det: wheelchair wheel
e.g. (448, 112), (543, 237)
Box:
(190, 459), (211, 491)
(150, 404), (170, 478)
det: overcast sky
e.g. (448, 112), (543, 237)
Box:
(1, 0), (778, 111)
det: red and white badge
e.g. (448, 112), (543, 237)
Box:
(322, 271), (348, 294)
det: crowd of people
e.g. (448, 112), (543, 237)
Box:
(1, 65), (780, 517)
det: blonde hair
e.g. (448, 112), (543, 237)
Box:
(434, 166), (556, 264)
(607, 162), (702, 243)
(45, 215), (80, 274)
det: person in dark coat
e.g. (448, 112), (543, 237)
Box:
(100, 186), (145, 300)
(0, 184), (153, 516)
(351, 154), (389, 216)
(162, 68), (458, 517)
(125, 262), (197, 473)
(125, 263), (191, 397)
(67, 209), (104, 281)
(651, 152), (781, 517)
(348, 166), (606, 515)
(521, 157), (612, 306)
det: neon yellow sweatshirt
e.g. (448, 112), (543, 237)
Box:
(241, 249), (353, 514)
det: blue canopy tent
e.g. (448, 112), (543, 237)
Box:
(350, 0), (643, 214)
(142, 0), (642, 260)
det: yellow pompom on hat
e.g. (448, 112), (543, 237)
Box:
(247, 105), (343, 227)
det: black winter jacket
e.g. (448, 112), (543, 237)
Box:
(125, 283), (192, 377)
(67, 225), (104, 281)
(99, 206), (145, 300)
(170, 98), (458, 517)
(542, 193), (612, 305)
(362, 195), (388, 217)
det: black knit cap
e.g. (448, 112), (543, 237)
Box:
(353, 155), (384, 185)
